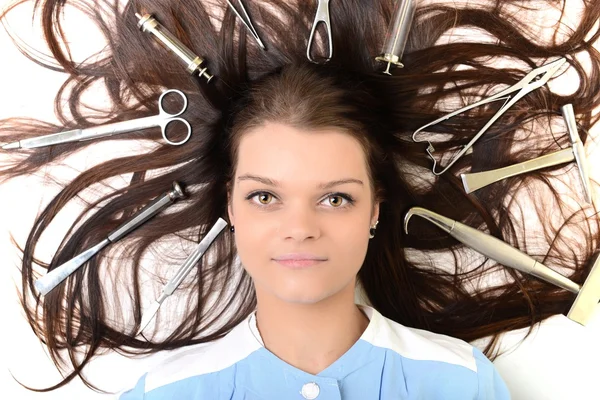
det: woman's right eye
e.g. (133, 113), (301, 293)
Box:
(247, 192), (276, 206)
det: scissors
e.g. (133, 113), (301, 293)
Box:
(307, 0), (333, 63)
(2, 89), (192, 150)
(412, 57), (567, 175)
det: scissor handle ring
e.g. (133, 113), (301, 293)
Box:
(161, 118), (192, 146)
(158, 89), (188, 117)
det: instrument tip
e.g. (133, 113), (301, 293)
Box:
(1, 142), (20, 150)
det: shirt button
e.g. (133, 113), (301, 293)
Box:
(301, 382), (320, 399)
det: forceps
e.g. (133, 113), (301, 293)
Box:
(227, 0), (266, 50)
(307, 0), (333, 63)
(2, 89), (192, 150)
(412, 57), (567, 175)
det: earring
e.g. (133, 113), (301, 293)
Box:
(369, 220), (379, 239)
(230, 225), (235, 233)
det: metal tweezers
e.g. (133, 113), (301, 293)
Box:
(227, 0), (266, 50)
(412, 57), (567, 175)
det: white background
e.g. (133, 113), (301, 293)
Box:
(1, 1), (599, 399)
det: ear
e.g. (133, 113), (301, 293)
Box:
(371, 201), (380, 226)
(227, 186), (234, 225)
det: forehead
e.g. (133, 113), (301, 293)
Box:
(235, 122), (369, 184)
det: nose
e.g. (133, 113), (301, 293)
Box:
(280, 204), (321, 242)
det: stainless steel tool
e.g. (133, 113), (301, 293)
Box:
(35, 182), (186, 295)
(227, 0), (266, 50)
(404, 206), (600, 326)
(137, 217), (228, 334)
(2, 89), (192, 149)
(307, 0), (333, 63)
(460, 104), (592, 203)
(412, 58), (567, 175)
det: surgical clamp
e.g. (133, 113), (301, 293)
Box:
(412, 57), (567, 175)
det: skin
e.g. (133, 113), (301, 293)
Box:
(227, 121), (380, 375)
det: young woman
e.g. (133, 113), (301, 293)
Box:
(0, 0), (598, 398)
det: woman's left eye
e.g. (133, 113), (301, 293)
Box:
(322, 194), (354, 208)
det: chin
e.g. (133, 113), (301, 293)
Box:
(272, 284), (342, 305)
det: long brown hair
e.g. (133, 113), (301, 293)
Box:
(1, 0), (599, 392)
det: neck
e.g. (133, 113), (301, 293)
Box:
(254, 282), (370, 375)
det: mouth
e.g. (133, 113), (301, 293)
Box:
(273, 259), (327, 269)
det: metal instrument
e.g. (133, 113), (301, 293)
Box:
(461, 104), (593, 204)
(375, 0), (416, 74)
(137, 218), (228, 334)
(405, 207), (600, 326)
(34, 182), (186, 295)
(136, 13), (214, 83)
(567, 253), (600, 326)
(227, 0), (266, 50)
(412, 58), (567, 175)
(2, 90), (192, 149)
(307, 0), (333, 63)
(403, 207), (581, 294)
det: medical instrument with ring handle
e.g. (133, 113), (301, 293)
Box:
(412, 57), (567, 175)
(2, 89), (192, 150)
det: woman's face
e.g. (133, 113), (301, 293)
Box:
(228, 122), (379, 305)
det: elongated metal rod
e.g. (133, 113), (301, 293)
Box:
(137, 218), (228, 334)
(35, 182), (185, 295)
(461, 148), (574, 193)
(460, 104), (592, 204)
(567, 254), (600, 326)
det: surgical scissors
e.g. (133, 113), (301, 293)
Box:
(307, 0), (333, 63)
(2, 89), (192, 150)
(412, 57), (567, 175)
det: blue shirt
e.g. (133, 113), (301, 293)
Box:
(119, 304), (510, 399)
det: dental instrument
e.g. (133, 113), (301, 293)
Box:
(403, 206), (580, 293)
(34, 182), (186, 296)
(136, 13), (214, 83)
(2, 89), (192, 149)
(307, 0), (333, 63)
(412, 58), (567, 175)
(375, 0), (416, 74)
(137, 218), (228, 335)
(227, 0), (266, 50)
(460, 104), (593, 204)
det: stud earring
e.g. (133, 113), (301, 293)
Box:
(369, 220), (379, 239)
(230, 225), (235, 233)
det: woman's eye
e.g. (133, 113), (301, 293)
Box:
(323, 194), (354, 208)
(254, 193), (273, 205)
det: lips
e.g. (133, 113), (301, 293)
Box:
(273, 253), (327, 261)
(273, 253), (328, 269)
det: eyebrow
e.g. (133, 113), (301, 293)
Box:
(237, 174), (364, 190)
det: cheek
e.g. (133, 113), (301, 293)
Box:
(328, 222), (371, 269)
(231, 212), (272, 275)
